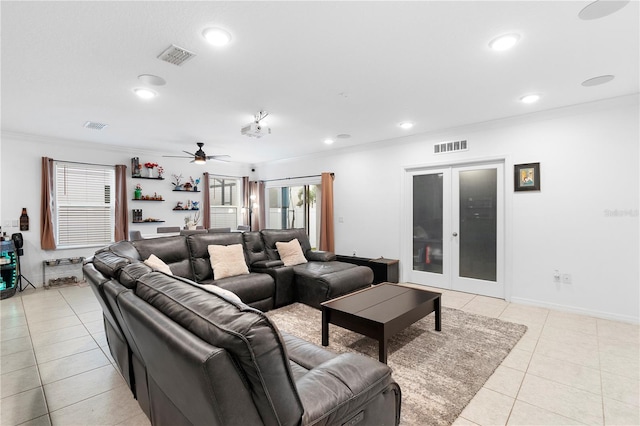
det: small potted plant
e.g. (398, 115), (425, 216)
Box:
(172, 173), (183, 190)
(134, 183), (142, 200)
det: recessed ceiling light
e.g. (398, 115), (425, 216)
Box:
(133, 88), (157, 99)
(520, 94), (540, 104)
(203, 27), (232, 46)
(579, 0), (629, 20)
(581, 75), (615, 87)
(324, 139), (335, 145)
(398, 121), (414, 130)
(489, 33), (521, 51)
(138, 74), (166, 86)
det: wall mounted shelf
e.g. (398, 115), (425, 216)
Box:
(132, 176), (165, 180)
(173, 189), (200, 193)
(132, 199), (165, 201)
(133, 220), (165, 223)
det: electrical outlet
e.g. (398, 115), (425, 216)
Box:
(553, 270), (561, 283)
(562, 273), (572, 284)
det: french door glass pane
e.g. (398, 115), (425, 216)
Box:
(458, 169), (497, 281)
(413, 174), (443, 273)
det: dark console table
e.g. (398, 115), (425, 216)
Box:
(336, 255), (399, 284)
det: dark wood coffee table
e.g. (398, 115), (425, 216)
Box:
(321, 283), (441, 363)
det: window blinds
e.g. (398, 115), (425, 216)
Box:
(55, 163), (115, 247)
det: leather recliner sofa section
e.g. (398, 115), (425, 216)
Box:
(83, 229), (384, 424)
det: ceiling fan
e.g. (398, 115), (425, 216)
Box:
(163, 142), (230, 164)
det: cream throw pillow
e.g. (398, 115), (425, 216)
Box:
(208, 244), (250, 279)
(143, 254), (173, 275)
(276, 239), (308, 266)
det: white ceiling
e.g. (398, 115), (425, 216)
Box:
(2, 1), (638, 164)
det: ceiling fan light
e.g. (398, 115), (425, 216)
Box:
(194, 157), (206, 165)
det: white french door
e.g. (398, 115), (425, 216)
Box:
(406, 161), (504, 298)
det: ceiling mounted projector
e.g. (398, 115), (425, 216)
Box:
(241, 110), (271, 138)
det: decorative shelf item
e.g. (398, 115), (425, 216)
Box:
(173, 189), (200, 192)
(172, 200), (200, 211)
(132, 209), (163, 224)
(130, 157), (165, 179)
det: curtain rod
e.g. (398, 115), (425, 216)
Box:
(51, 158), (119, 168)
(261, 173), (333, 183)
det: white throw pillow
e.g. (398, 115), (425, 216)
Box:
(208, 244), (250, 279)
(275, 239), (308, 266)
(143, 254), (173, 275)
(192, 282), (242, 304)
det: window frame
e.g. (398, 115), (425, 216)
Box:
(52, 161), (116, 249)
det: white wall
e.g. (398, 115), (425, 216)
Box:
(256, 95), (639, 323)
(2, 96), (637, 322)
(0, 133), (250, 287)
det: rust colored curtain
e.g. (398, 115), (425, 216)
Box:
(202, 173), (211, 229)
(319, 172), (335, 252)
(242, 176), (250, 226)
(40, 157), (56, 249)
(114, 165), (128, 242)
(249, 180), (265, 231)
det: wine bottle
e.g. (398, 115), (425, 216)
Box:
(19, 208), (29, 231)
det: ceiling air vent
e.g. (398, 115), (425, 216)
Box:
(83, 121), (108, 130)
(434, 139), (468, 154)
(157, 44), (196, 66)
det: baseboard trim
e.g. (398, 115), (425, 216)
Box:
(510, 297), (639, 325)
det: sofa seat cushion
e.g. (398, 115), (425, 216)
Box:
(199, 272), (274, 307)
(134, 273), (303, 426)
(294, 262), (374, 308)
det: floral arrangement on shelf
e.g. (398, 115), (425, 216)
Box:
(144, 162), (158, 169)
(171, 173), (183, 188)
(184, 211), (201, 229)
(156, 166), (164, 177)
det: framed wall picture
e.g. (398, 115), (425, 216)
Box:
(514, 163), (540, 191)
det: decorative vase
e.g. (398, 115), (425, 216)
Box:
(134, 189), (142, 200)
(147, 168), (154, 178)
(193, 185), (198, 192)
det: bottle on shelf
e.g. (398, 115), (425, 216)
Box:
(20, 208), (29, 231)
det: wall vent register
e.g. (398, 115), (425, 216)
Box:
(434, 140), (468, 154)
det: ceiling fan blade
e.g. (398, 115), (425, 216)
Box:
(182, 150), (196, 156)
(206, 154), (231, 162)
(162, 155), (193, 158)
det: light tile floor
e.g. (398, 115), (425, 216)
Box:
(1, 284), (638, 426)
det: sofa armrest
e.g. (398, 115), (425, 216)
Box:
(252, 264), (295, 308)
(306, 250), (336, 262)
(296, 353), (401, 425)
(252, 259), (284, 269)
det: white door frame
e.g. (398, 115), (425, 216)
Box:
(400, 157), (511, 300)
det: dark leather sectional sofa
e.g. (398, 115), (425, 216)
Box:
(84, 228), (401, 425)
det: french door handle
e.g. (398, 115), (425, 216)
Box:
(452, 232), (458, 237)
